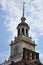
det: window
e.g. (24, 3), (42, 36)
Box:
(18, 29), (20, 35)
(26, 29), (28, 35)
(22, 28), (24, 35)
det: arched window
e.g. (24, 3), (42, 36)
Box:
(22, 28), (24, 35)
(26, 29), (28, 35)
(18, 29), (20, 35)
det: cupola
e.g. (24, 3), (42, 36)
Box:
(17, 2), (30, 36)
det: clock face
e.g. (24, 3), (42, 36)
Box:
(14, 45), (20, 54)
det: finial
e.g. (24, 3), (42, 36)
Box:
(22, 2), (25, 17)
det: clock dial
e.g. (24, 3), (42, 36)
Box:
(14, 45), (20, 54)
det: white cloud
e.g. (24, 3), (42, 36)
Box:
(29, 30), (38, 44)
(0, 0), (22, 39)
(36, 50), (43, 63)
(40, 53), (43, 59)
(0, 51), (9, 63)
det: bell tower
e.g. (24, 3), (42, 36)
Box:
(10, 2), (36, 62)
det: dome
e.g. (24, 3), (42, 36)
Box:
(17, 22), (30, 29)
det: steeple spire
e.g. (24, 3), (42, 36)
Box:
(21, 2), (26, 22)
(22, 2), (25, 17)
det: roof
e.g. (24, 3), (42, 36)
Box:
(17, 22), (30, 29)
(10, 59), (43, 65)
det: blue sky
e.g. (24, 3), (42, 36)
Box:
(0, 0), (43, 64)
